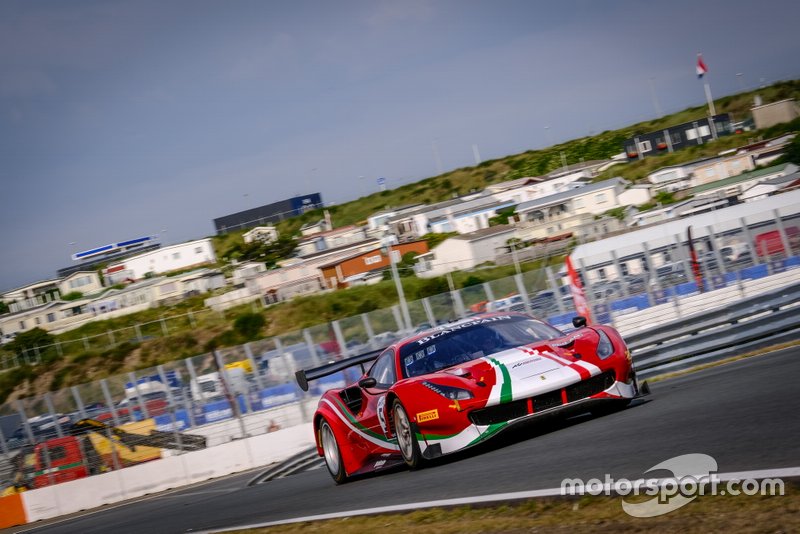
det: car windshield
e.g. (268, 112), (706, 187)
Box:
(400, 315), (563, 378)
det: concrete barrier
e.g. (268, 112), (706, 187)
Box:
(11, 424), (314, 527)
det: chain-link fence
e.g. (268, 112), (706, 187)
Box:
(1, 205), (798, 490)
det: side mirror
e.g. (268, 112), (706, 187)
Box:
(572, 316), (587, 329)
(358, 377), (377, 389)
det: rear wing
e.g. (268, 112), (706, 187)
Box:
(295, 347), (385, 392)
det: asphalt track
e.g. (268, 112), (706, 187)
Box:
(16, 346), (800, 534)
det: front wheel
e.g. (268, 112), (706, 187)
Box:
(319, 420), (347, 484)
(392, 400), (423, 469)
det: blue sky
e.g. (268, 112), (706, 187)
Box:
(1, 0), (799, 292)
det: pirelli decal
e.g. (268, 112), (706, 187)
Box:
(417, 409), (439, 422)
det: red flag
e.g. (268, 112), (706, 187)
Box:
(686, 226), (704, 292)
(565, 255), (592, 324)
(696, 53), (708, 78)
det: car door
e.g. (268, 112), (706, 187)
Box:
(358, 349), (397, 441)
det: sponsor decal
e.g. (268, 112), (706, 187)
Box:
(511, 357), (542, 369)
(416, 316), (512, 344)
(376, 396), (389, 435)
(417, 409), (439, 422)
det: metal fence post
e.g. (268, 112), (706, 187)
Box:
(127, 371), (150, 420)
(244, 343), (264, 391)
(135, 324), (143, 343)
(514, 273), (532, 315)
(482, 282), (496, 309)
(44, 393), (64, 438)
(70, 386), (88, 420)
(361, 313), (375, 345)
(303, 329), (321, 367)
(422, 297), (437, 327)
(545, 267), (567, 315)
(331, 321), (348, 357)
(100, 379), (121, 427)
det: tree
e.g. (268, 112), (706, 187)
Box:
(775, 134), (800, 165)
(233, 312), (266, 341)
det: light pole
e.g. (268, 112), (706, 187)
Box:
(384, 241), (412, 332)
(648, 77), (663, 117)
(736, 73), (745, 92)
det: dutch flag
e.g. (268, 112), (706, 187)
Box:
(696, 54), (708, 79)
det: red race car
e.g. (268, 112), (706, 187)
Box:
(295, 313), (644, 483)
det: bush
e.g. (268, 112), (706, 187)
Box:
(233, 313), (266, 341)
(462, 275), (485, 288)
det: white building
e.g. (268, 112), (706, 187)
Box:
(688, 163), (799, 200)
(741, 172), (800, 202)
(295, 225), (368, 257)
(242, 226), (279, 244)
(414, 226), (517, 278)
(104, 238), (217, 284)
(569, 189), (800, 285)
(231, 261), (268, 286)
(0, 269), (225, 336)
(1, 279), (61, 305)
(515, 178), (651, 223)
(57, 271), (104, 297)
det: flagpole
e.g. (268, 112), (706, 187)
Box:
(698, 53), (718, 140)
(703, 82), (716, 116)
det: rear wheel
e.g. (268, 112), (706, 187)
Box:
(393, 400), (423, 469)
(319, 420), (347, 484)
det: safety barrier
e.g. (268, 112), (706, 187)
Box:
(628, 280), (800, 378)
(0, 423), (315, 528)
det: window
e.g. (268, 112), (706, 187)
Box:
(368, 350), (397, 388)
(620, 263), (630, 276)
(686, 128), (698, 140)
(638, 140), (652, 152)
(195, 247), (203, 254)
(574, 198), (584, 208)
(598, 268), (607, 280)
(596, 193), (608, 204)
(160, 282), (177, 294)
(364, 255), (382, 265)
(671, 132), (682, 144)
(35, 317), (41, 325)
(47, 313), (56, 322)
(698, 125), (710, 137)
(19, 321), (26, 329)
(172, 252), (181, 260)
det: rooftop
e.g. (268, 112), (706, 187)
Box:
(688, 163), (795, 194)
(516, 177), (627, 212)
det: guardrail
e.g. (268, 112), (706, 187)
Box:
(628, 281), (800, 378)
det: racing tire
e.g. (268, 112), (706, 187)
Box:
(319, 420), (348, 484)
(591, 398), (631, 417)
(392, 400), (423, 470)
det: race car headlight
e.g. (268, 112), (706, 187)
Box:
(596, 329), (615, 360)
(422, 381), (474, 400)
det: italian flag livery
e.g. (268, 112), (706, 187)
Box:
(301, 313), (639, 483)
